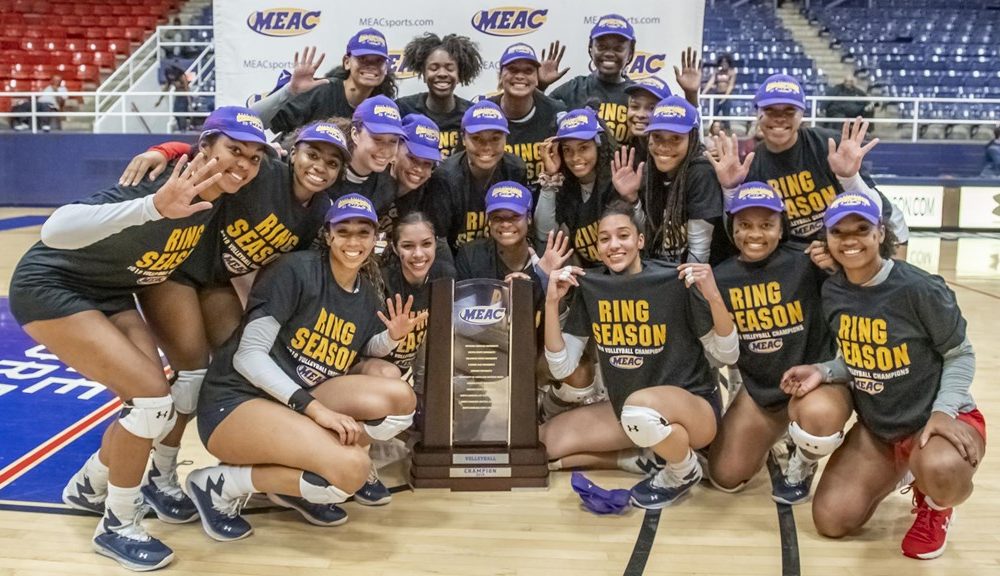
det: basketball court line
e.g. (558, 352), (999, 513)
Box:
(623, 508), (661, 576)
(0, 215), (47, 231)
(946, 280), (1000, 300)
(766, 453), (801, 576)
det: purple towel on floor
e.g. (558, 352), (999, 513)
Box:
(571, 471), (631, 515)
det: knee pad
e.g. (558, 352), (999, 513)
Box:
(170, 368), (206, 415)
(363, 412), (414, 441)
(119, 395), (176, 440)
(788, 421), (844, 457)
(299, 471), (351, 505)
(620, 405), (673, 448)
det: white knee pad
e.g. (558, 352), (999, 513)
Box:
(170, 369), (206, 415)
(299, 471), (351, 504)
(788, 421), (844, 457)
(620, 405), (673, 448)
(119, 396), (176, 440)
(364, 412), (414, 441)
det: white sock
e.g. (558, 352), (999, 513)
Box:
(105, 483), (142, 524)
(552, 382), (595, 403)
(547, 459), (563, 471)
(666, 449), (698, 478)
(218, 465), (256, 500)
(925, 495), (948, 511)
(150, 443), (179, 486)
(84, 451), (110, 486)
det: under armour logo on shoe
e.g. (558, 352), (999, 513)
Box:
(627, 425), (639, 432)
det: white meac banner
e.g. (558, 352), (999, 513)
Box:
(214, 1), (705, 107)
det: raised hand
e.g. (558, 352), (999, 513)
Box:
(673, 46), (703, 99)
(538, 40), (569, 90)
(678, 262), (722, 299)
(611, 146), (645, 203)
(805, 240), (839, 273)
(779, 364), (824, 398)
(545, 265), (584, 303)
(827, 116), (879, 179)
(705, 131), (753, 189)
(289, 46), (329, 96)
(151, 153), (220, 219)
(377, 294), (429, 341)
(119, 150), (168, 186)
(539, 137), (561, 177)
(536, 230), (573, 276)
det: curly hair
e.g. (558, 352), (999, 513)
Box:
(402, 33), (483, 86)
(554, 125), (620, 233)
(641, 127), (703, 258)
(325, 65), (397, 99)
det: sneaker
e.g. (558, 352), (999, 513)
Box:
(92, 505), (174, 571)
(901, 486), (954, 560)
(141, 462), (198, 524)
(617, 448), (666, 476)
(63, 467), (107, 515)
(185, 468), (253, 542)
(354, 464), (392, 506)
(630, 461), (703, 509)
(267, 493), (348, 527)
(771, 448), (818, 505)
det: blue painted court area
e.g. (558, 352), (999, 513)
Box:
(0, 215), (48, 231)
(0, 297), (118, 512)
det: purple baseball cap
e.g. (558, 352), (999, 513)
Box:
(554, 108), (603, 141)
(727, 181), (785, 214)
(402, 114), (442, 162)
(346, 27), (388, 59)
(754, 74), (806, 110)
(461, 100), (509, 135)
(296, 121), (351, 159)
(485, 181), (532, 216)
(202, 106), (268, 145)
(353, 95), (405, 136)
(326, 193), (378, 226)
(624, 76), (671, 101)
(645, 95), (699, 134)
(590, 13), (635, 41)
(499, 42), (540, 68)
(823, 193), (882, 228)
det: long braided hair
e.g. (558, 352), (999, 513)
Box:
(641, 127), (703, 259)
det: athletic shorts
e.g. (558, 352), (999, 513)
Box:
(196, 381), (266, 446)
(893, 408), (987, 464)
(9, 268), (136, 325)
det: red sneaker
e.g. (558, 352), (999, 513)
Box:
(901, 486), (954, 560)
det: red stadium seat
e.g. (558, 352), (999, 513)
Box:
(63, 26), (85, 38)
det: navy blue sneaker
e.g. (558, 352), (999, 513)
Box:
(141, 462), (198, 524)
(63, 471), (106, 515)
(771, 449), (817, 505)
(630, 463), (703, 509)
(354, 466), (392, 506)
(267, 493), (349, 526)
(185, 468), (253, 542)
(92, 506), (174, 571)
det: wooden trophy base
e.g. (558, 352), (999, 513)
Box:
(410, 444), (549, 491)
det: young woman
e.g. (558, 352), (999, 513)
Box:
(781, 193), (985, 560)
(329, 95), (404, 215)
(252, 31), (397, 134)
(536, 107), (620, 266)
(540, 200), (738, 508)
(10, 107), (268, 571)
(187, 194), (423, 540)
(397, 33), (483, 159)
(378, 114), (442, 239)
(612, 95), (730, 265)
(705, 182), (837, 504)
(704, 53), (737, 117)
(622, 48), (701, 156)
(426, 100), (528, 252)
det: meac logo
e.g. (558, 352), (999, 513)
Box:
(491, 185), (523, 199)
(748, 338), (783, 353)
(765, 80), (800, 94)
(472, 106), (504, 120)
(246, 8), (321, 37)
(609, 355), (643, 369)
(337, 196), (374, 211)
(459, 305), (506, 325)
(654, 105), (687, 119)
(236, 112), (264, 132)
(560, 114), (590, 130)
(626, 51), (665, 80)
(373, 104), (401, 120)
(738, 186), (776, 200)
(471, 6), (548, 37)
(387, 50), (416, 80)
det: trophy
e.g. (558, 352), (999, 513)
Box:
(410, 278), (548, 490)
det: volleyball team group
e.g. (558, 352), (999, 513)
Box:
(9, 13), (985, 572)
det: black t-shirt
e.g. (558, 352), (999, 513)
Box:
(714, 244), (835, 409)
(380, 254), (455, 369)
(822, 261), (968, 442)
(272, 78), (355, 134)
(455, 237), (544, 309)
(395, 93), (472, 159)
(17, 165), (218, 299)
(205, 250), (385, 398)
(377, 185), (427, 239)
(563, 260), (716, 416)
(328, 169), (398, 218)
(488, 92), (566, 182)
(558, 178), (615, 266)
(746, 127), (882, 242)
(550, 74), (633, 142)
(176, 157), (331, 287)
(425, 151), (528, 252)
(641, 157), (728, 264)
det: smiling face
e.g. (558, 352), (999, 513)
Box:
(647, 130), (689, 173)
(463, 130), (506, 172)
(758, 104), (802, 152)
(559, 139), (598, 183)
(732, 208), (783, 262)
(344, 54), (388, 89)
(291, 141), (344, 196)
(394, 220), (436, 284)
(488, 209), (528, 247)
(597, 213), (644, 274)
(826, 214), (884, 276)
(626, 92), (657, 138)
(589, 35), (632, 81)
(500, 60), (539, 99)
(326, 218), (376, 273)
(394, 148), (435, 191)
(424, 48), (459, 99)
(352, 126), (400, 173)
(199, 134), (265, 196)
